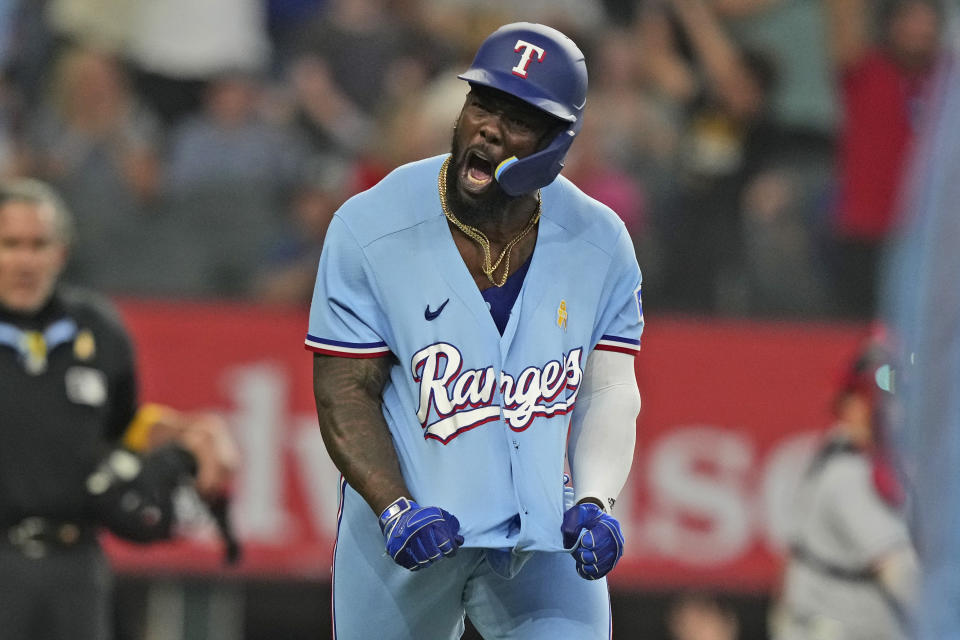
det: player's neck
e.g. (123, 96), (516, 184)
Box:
(450, 195), (539, 244)
(444, 189), (540, 289)
(449, 223), (539, 291)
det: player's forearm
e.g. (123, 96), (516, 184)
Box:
(568, 350), (641, 512)
(313, 354), (410, 515)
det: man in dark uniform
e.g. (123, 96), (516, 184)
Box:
(0, 178), (238, 640)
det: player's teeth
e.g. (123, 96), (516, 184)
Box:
(467, 168), (491, 184)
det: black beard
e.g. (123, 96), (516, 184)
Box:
(447, 125), (513, 227)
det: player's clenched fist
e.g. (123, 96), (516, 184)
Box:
(561, 503), (625, 580)
(379, 497), (465, 571)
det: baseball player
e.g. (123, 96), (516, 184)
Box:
(306, 23), (643, 639)
(882, 6), (960, 635)
(771, 339), (917, 640)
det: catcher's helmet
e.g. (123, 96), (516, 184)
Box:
(458, 22), (588, 195)
(834, 328), (904, 450)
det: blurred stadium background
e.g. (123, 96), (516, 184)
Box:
(0, 0), (946, 637)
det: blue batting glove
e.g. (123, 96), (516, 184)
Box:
(561, 502), (625, 580)
(379, 497), (464, 571)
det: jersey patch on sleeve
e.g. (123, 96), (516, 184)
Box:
(305, 334), (391, 358)
(635, 285), (644, 324)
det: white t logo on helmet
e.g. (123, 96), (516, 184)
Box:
(511, 40), (545, 78)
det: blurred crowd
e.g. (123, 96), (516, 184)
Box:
(0, 0), (943, 319)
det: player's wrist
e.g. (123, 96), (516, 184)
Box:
(574, 496), (607, 512)
(378, 496), (416, 533)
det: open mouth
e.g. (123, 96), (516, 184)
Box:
(461, 150), (494, 191)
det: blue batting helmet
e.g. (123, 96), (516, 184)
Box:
(458, 22), (588, 196)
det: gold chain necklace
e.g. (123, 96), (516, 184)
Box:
(438, 156), (541, 287)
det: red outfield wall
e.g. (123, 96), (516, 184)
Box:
(106, 300), (867, 591)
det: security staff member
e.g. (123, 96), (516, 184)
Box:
(0, 178), (237, 640)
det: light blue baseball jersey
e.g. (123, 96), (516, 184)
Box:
(306, 154), (643, 552)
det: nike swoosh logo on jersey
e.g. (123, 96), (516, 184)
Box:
(424, 299), (449, 321)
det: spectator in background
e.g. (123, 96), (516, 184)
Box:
(667, 592), (739, 640)
(564, 108), (646, 237)
(17, 46), (162, 295)
(657, 0), (783, 314)
(123, 0), (271, 126)
(581, 21), (686, 216)
(710, 0), (840, 318)
(165, 71), (305, 196)
(418, 0), (609, 36)
(159, 70), (308, 298)
(45, 0), (133, 54)
(563, 106), (649, 259)
(285, 0), (453, 163)
(3, 0), (61, 110)
(251, 154), (351, 306)
(717, 0), (839, 144)
(284, 53), (375, 161)
(771, 337), (917, 640)
(824, 0), (941, 319)
(650, 0), (832, 318)
(740, 164), (834, 317)
(376, 71), (468, 170)
(631, 9), (697, 187)
(265, 0), (325, 67)
(288, 0), (414, 117)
